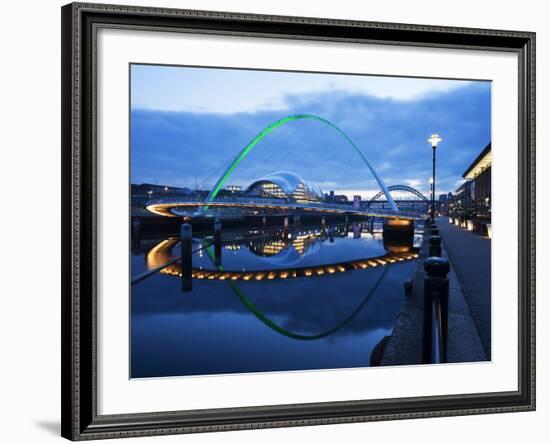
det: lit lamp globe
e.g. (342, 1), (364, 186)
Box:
(428, 134), (442, 149)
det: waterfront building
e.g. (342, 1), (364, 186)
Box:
(448, 143), (491, 233)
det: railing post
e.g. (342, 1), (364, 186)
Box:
(180, 223), (192, 292)
(423, 257), (450, 364)
(214, 218), (222, 266)
(429, 235), (442, 257)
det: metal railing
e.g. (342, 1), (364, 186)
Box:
(422, 225), (450, 364)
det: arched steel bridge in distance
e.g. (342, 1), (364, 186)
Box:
(369, 184), (429, 203)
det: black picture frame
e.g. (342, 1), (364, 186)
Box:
(61, 2), (536, 440)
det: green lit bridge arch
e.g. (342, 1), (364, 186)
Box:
(205, 113), (398, 212)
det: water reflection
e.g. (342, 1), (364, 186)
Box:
(131, 221), (421, 378)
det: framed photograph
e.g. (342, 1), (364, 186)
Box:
(61, 2), (535, 440)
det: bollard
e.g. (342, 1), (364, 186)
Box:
(132, 217), (141, 240)
(180, 223), (193, 292)
(422, 257), (450, 364)
(321, 216), (326, 227)
(429, 235), (442, 257)
(214, 218), (222, 266)
(131, 218), (141, 253)
(284, 216), (289, 229)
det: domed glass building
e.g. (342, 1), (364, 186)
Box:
(243, 171), (323, 203)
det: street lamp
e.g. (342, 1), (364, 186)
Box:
(429, 177), (434, 216)
(147, 190), (153, 201)
(427, 134), (442, 221)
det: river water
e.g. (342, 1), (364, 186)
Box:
(131, 222), (420, 378)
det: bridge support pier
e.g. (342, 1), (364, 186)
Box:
(180, 223), (193, 292)
(131, 217), (141, 254)
(382, 218), (414, 246)
(132, 217), (141, 240)
(214, 219), (222, 266)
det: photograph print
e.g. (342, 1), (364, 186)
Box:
(129, 64), (492, 379)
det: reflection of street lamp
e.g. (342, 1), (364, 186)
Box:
(427, 134), (442, 221)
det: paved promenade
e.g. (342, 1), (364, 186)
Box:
(436, 217), (491, 358)
(381, 226), (486, 366)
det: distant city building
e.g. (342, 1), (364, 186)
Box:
(353, 195), (362, 210)
(325, 190), (349, 204)
(227, 185), (242, 193)
(437, 193), (448, 215)
(131, 183), (192, 206)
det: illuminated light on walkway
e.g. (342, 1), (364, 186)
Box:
(160, 251), (418, 282)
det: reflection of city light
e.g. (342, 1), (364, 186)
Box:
(146, 239), (179, 270)
(160, 250), (420, 282)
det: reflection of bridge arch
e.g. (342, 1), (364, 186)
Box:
(205, 114), (398, 212)
(205, 246), (390, 341)
(146, 237), (417, 340)
(369, 184), (428, 202)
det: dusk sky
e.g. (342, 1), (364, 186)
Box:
(130, 64), (491, 199)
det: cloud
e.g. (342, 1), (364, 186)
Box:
(131, 64), (482, 115)
(131, 81), (490, 197)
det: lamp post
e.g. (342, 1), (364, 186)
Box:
(428, 177), (434, 218)
(427, 134), (442, 221)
